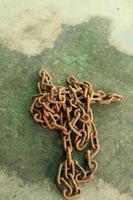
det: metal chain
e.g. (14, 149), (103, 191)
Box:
(31, 69), (123, 199)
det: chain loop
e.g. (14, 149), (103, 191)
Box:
(31, 69), (123, 199)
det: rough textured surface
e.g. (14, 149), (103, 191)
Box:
(0, 1), (133, 200)
(0, 0), (133, 56)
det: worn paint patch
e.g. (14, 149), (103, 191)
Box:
(0, 6), (62, 56)
(0, 167), (59, 200)
(0, 167), (132, 200)
(0, 0), (133, 56)
(0, 17), (133, 198)
(80, 178), (133, 200)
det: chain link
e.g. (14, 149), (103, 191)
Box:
(31, 69), (123, 199)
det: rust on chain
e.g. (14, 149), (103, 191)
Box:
(30, 69), (123, 199)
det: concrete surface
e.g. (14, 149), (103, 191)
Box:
(0, 1), (133, 200)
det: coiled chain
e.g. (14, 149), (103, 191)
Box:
(30, 69), (123, 199)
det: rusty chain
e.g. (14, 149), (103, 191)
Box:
(30, 69), (123, 199)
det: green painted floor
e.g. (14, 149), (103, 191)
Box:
(0, 2), (133, 200)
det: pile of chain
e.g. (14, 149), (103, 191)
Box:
(30, 69), (123, 199)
